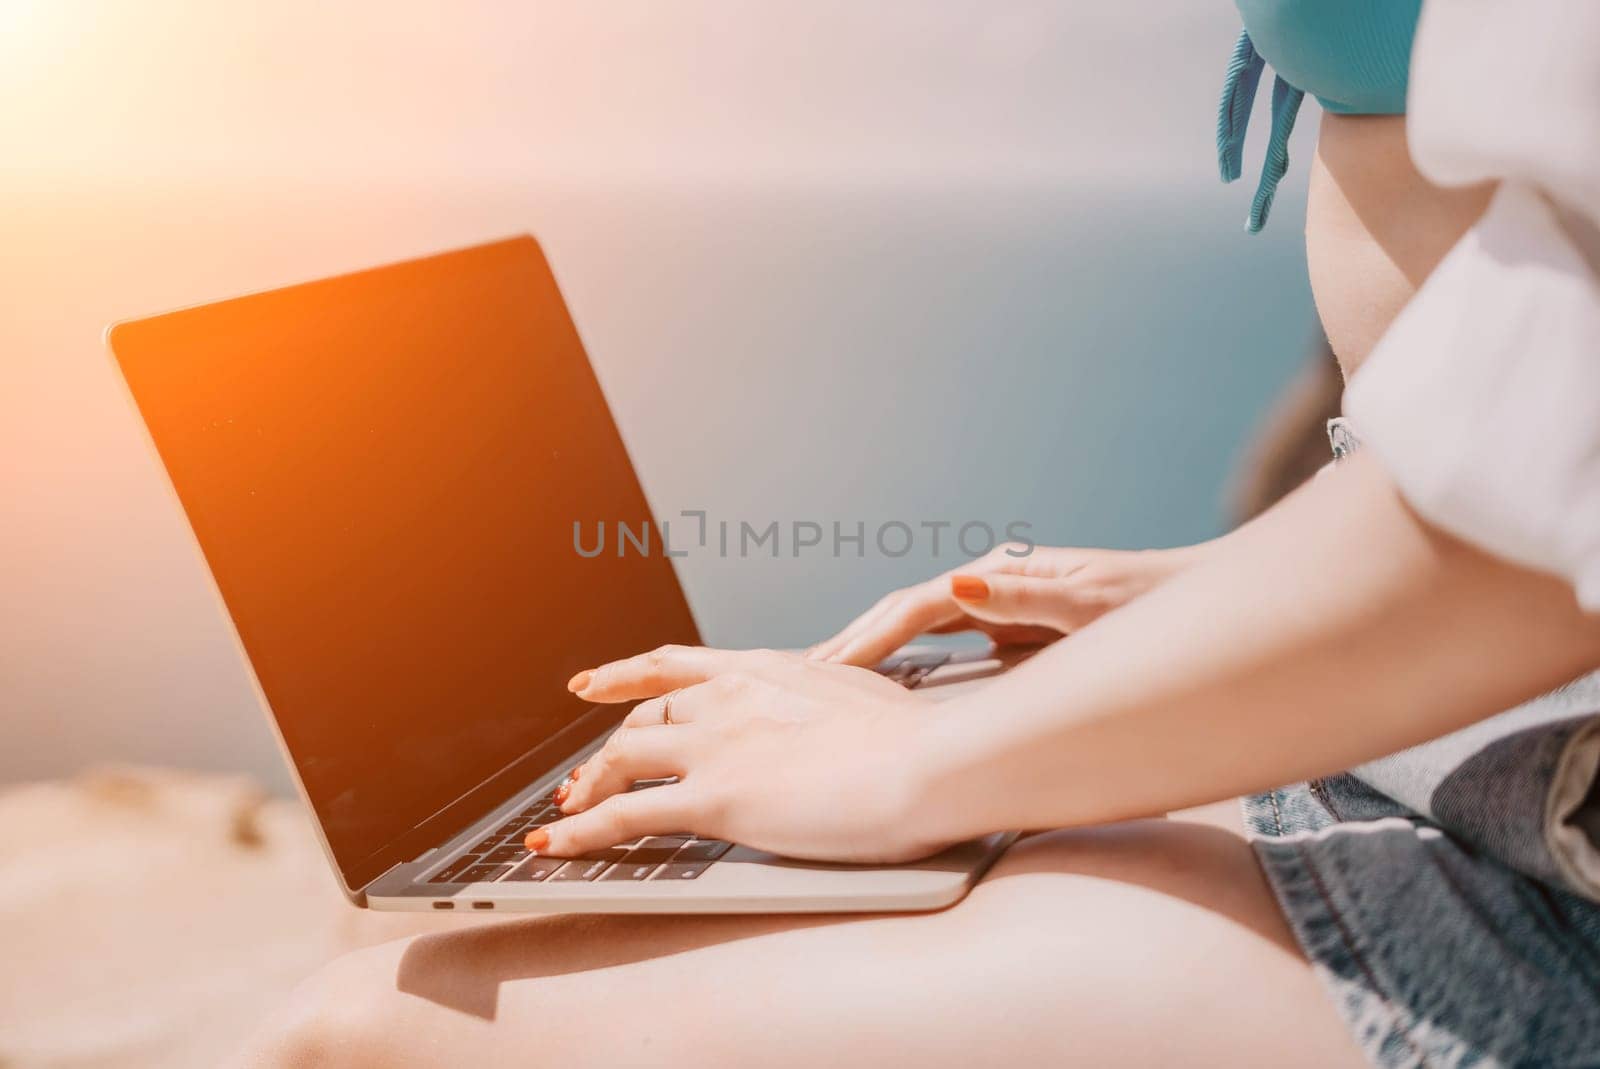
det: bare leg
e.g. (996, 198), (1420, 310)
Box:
(237, 810), (1363, 1068)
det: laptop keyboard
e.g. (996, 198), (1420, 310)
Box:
(881, 646), (1040, 687)
(428, 779), (731, 886)
(878, 649), (953, 688)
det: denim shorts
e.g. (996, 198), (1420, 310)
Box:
(1244, 776), (1600, 1067)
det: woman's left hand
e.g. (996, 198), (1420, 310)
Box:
(533, 646), (955, 863)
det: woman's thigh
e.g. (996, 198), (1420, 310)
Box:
(239, 814), (1364, 1068)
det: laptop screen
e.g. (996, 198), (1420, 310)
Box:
(109, 237), (700, 892)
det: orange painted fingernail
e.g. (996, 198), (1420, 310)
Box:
(524, 828), (549, 853)
(553, 782), (571, 805)
(950, 575), (990, 601)
(567, 670), (593, 693)
(569, 765), (582, 781)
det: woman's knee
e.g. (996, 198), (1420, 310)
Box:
(235, 942), (409, 1069)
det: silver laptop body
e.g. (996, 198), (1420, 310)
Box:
(107, 236), (1014, 914)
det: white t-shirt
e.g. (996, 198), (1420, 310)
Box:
(1343, 0), (1600, 611)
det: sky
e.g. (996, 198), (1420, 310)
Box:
(0, 1), (1278, 191)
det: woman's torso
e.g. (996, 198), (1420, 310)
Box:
(1305, 114), (1494, 378)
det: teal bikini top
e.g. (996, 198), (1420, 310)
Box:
(1219, 0), (1422, 232)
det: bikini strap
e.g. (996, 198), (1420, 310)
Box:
(1217, 30), (1264, 183)
(1217, 29), (1306, 234)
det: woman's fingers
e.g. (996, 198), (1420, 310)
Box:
(928, 618), (1062, 647)
(805, 593), (900, 661)
(808, 549), (1064, 665)
(806, 546), (1119, 660)
(827, 586), (969, 667)
(530, 784), (702, 857)
(562, 724), (692, 813)
(621, 694), (672, 729)
(572, 645), (741, 703)
(949, 572), (1098, 632)
(980, 622), (1064, 647)
(620, 676), (734, 728)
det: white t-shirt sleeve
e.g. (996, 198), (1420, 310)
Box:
(1343, 0), (1600, 611)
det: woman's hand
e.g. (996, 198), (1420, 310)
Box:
(531, 647), (955, 863)
(806, 542), (1208, 667)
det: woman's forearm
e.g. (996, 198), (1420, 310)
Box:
(919, 452), (1600, 839)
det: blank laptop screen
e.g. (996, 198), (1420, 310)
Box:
(109, 237), (699, 890)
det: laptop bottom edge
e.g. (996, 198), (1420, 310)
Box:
(366, 832), (1018, 915)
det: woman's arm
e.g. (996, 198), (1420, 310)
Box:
(1341, 2), (1600, 609)
(916, 451), (1600, 840)
(542, 451), (1600, 861)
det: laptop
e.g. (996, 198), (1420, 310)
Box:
(106, 236), (1016, 914)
